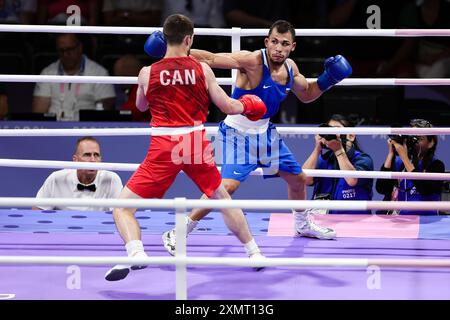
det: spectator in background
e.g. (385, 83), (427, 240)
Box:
(33, 1), (99, 62)
(0, 83), (8, 119)
(302, 114), (374, 214)
(0, 0), (37, 53)
(376, 119), (445, 215)
(32, 33), (115, 121)
(163, 0), (224, 28)
(223, 0), (292, 28)
(102, 0), (163, 26)
(37, 0), (99, 25)
(222, 0), (294, 52)
(377, 0), (450, 78)
(100, 0), (163, 54)
(163, 0), (227, 53)
(0, 0), (36, 24)
(326, 0), (406, 77)
(113, 54), (149, 122)
(33, 136), (123, 211)
(291, 0), (326, 28)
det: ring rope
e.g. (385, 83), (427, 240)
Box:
(1, 75), (450, 86)
(0, 24), (449, 37)
(0, 256), (449, 268)
(0, 158), (448, 181)
(1, 127), (449, 136)
(0, 197), (449, 211)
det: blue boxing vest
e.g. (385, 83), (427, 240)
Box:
(231, 49), (293, 119)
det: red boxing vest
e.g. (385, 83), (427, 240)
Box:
(146, 56), (209, 127)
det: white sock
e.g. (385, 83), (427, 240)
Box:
(244, 238), (261, 257)
(125, 240), (145, 257)
(293, 209), (308, 228)
(133, 250), (148, 258)
(186, 216), (198, 235)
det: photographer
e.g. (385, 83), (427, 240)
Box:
(303, 114), (374, 214)
(376, 119), (445, 215)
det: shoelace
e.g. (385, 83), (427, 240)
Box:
(303, 219), (332, 233)
(167, 230), (177, 246)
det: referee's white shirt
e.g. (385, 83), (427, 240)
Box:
(36, 169), (123, 211)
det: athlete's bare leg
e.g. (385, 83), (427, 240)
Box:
(105, 186), (148, 281)
(190, 178), (241, 221)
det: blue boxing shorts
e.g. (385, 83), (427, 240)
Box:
(214, 121), (302, 182)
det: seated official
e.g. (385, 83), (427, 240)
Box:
(34, 136), (123, 211)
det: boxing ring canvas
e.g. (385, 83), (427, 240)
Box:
(1, 210), (449, 300)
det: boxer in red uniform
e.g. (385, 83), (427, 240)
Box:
(105, 14), (267, 281)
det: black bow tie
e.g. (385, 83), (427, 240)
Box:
(77, 183), (96, 192)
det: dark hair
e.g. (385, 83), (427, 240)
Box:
(328, 114), (350, 127)
(55, 33), (81, 46)
(163, 14), (194, 45)
(75, 136), (99, 154)
(410, 118), (437, 170)
(269, 20), (295, 41)
(327, 114), (363, 152)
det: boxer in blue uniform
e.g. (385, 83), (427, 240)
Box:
(145, 20), (353, 255)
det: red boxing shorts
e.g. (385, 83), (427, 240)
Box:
(127, 130), (222, 199)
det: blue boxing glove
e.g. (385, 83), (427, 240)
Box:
(317, 55), (352, 92)
(144, 31), (167, 58)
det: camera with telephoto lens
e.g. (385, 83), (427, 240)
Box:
(388, 134), (407, 144)
(388, 134), (419, 147)
(320, 134), (338, 141)
(318, 123), (345, 141)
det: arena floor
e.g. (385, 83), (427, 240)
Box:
(1, 210), (449, 300)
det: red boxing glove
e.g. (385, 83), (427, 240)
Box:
(239, 94), (267, 121)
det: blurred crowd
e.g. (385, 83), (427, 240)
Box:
(0, 0), (449, 124)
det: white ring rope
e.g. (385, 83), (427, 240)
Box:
(1, 75), (449, 86)
(0, 197), (449, 211)
(240, 28), (450, 37)
(0, 256), (449, 268)
(0, 158), (448, 181)
(0, 75), (231, 85)
(0, 256), (367, 267)
(0, 24), (449, 37)
(0, 127), (449, 136)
